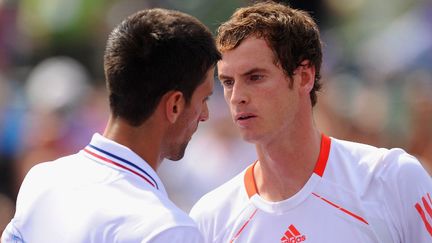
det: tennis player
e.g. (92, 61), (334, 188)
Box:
(190, 2), (432, 242)
(2, 8), (220, 243)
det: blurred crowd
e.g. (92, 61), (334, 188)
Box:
(1, 0), (431, 234)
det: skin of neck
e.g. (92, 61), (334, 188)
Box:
(102, 113), (166, 171)
(254, 102), (322, 202)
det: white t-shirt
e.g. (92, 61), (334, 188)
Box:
(2, 133), (203, 243)
(190, 135), (432, 243)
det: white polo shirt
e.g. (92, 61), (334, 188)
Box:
(2, 133), (203, 243)
(190, 135), (432, 243)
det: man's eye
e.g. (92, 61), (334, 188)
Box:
(250, 75), (263, 81)
(222, 80), (234, 87)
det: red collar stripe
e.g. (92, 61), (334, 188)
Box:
(83, 148), (157, 189)
(313, 134), (331, 177)
(244, 161), (258, 198)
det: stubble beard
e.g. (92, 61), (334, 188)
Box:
(167, 141), (189, 161)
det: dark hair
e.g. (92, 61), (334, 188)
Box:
(104, 8), (221, 126)
(217, 1), (322, 106)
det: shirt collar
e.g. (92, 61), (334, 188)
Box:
(244, 134), (331, 198)
(82, 133), (166, 195)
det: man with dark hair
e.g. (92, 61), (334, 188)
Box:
(190, 2), (432, 242)
(2, 8), (220, 243)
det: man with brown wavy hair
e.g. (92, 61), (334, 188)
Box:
(190, 2), (432, 242)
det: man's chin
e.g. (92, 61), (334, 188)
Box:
(166, 154), (183, 161)
(166, 143), (188, 161)
(241, 133), (260, 144)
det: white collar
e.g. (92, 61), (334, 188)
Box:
(82, 133), (167, 195)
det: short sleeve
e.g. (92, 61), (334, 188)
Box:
(384, 150), (432, 242)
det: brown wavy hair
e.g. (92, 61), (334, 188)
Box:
(217, 1), (322, 106)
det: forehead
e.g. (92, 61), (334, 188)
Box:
(217, 37), (276, 75)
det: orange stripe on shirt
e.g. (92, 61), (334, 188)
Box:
(415, 202), (432, 237)
(423, 196), (432, 218)
(229, 209), (258, 243)
(244, 161), (258, 198)
(313, 134), (331, 177)
(312, 192), (369, 225)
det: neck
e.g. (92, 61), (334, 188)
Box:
(254, 124), (321, 202)
(103, 115), (163, 171)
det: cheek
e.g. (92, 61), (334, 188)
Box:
(261, 88), (294, 112)
(192, 104), (202, 119)
(185, 106), (201, 127)
(223, 89), (232, 102)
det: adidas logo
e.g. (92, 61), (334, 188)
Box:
(281, 224), (306, 243)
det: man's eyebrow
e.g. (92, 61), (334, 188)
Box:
(218, 68), (267, 80)
(218, 74), (232, 80)
(242, 68), (267, 77)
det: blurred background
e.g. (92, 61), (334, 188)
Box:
(1, 0), (431, 234)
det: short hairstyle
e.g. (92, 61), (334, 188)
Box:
(217, 1), (322, 106)
(104, 8), (221, 126)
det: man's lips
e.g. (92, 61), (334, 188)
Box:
(234, 113), (257, 121)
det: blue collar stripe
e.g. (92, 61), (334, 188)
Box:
(88, 144), (158, 189)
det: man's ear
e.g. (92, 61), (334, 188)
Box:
(298, 60), (316, 93)
(164, 91), (185, 123)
